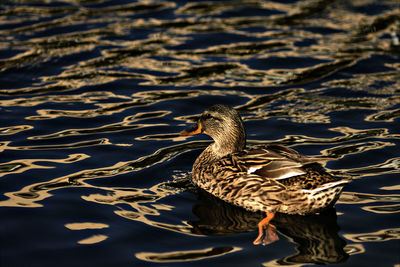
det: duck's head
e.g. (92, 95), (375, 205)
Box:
(181, 104), (246, 157)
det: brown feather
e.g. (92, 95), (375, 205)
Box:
(183, 105), (350, 215)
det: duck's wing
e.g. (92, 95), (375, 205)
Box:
(235, 144), (328, 181)
(213, 172), (288, 212)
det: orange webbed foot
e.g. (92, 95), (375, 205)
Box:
(253, 212), (278, 245)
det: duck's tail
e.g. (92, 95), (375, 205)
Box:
(302, 179), (350, 193)
(302, 179), (350, 212)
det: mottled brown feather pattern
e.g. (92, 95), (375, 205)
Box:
(278, 164), (336, 190)
(183, 104), (350, 216)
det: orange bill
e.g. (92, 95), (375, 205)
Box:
(180, 123), (202, 136)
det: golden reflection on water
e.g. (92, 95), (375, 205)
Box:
(338, 191), (400, 213)
(0, 1), (399, 265)
(337, 192), (400, 216)
(0, 112), (398, 208)
(65, 222), (109, 230)
(0, 91), (130, 108)
(65, 222), (110, 245)
(77, 234), (108, 245)
(136, 246), (242, 263)
(333, 156), (400, 179)
(0, 154), (89, 179)
(339, 191), (400, 205)
(0, 141), (197, 207)
(188, 190), (349, 264)
(1, 9), (398, 94)
(262, 240), (362, 266)
(1, 88), (399, 131)
(325, 71), (400, 96)
(82, 179), (196, 236)
(344, 228), (400, 243)
(238, 88), (400, 124)
(0, 125), (33, 135)
(131, 189), (350, 264)
(4, 89), (243, 120)
(381, 185), (400, 191)
(367, 107), (400, 122)
(1, 138), (111, 151)
(0, 0), (398, 93)
(343, 244), (366, 255)
(30, 112), (170, 139)
(362, 204), (400, 214)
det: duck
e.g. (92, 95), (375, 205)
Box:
(180, 104), (350, 245)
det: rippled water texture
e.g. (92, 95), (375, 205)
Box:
(1, 0), (399, 266)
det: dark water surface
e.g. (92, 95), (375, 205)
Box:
(1, 0), (400, 266)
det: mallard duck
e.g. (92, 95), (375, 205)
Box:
(180, 104), (350, 245)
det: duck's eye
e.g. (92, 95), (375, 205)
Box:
(201, 113), (220, 121)
(202, 114), (213, 120)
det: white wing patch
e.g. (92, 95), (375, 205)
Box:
(247, 165), (305, 179)
(247, 166), (263, 174)
(275, 169), (305, 180)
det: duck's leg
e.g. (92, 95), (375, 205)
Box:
(253, 212), (278, 245)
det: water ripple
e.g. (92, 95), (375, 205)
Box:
(0, 0), (399, 266)
(344, 228), (400, 243)
(0, 153), (89, 178)
(136, 247), (242, 263)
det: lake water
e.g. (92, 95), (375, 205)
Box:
(0, 0), (399, 266)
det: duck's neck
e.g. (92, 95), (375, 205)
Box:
(214, 122), (246, 156)
(202, 125), (246, 161)
(192, 127), (246, 181)
(192, 134), (245, 176)
(209, 138), (243, 158)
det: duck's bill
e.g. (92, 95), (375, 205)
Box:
(180, 123), (202, 136)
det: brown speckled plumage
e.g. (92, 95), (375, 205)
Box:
(181, 104), (350, 217)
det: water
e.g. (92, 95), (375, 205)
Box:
(0, 0), (399, 266)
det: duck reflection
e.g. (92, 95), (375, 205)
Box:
(189, 189), (349, 265)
